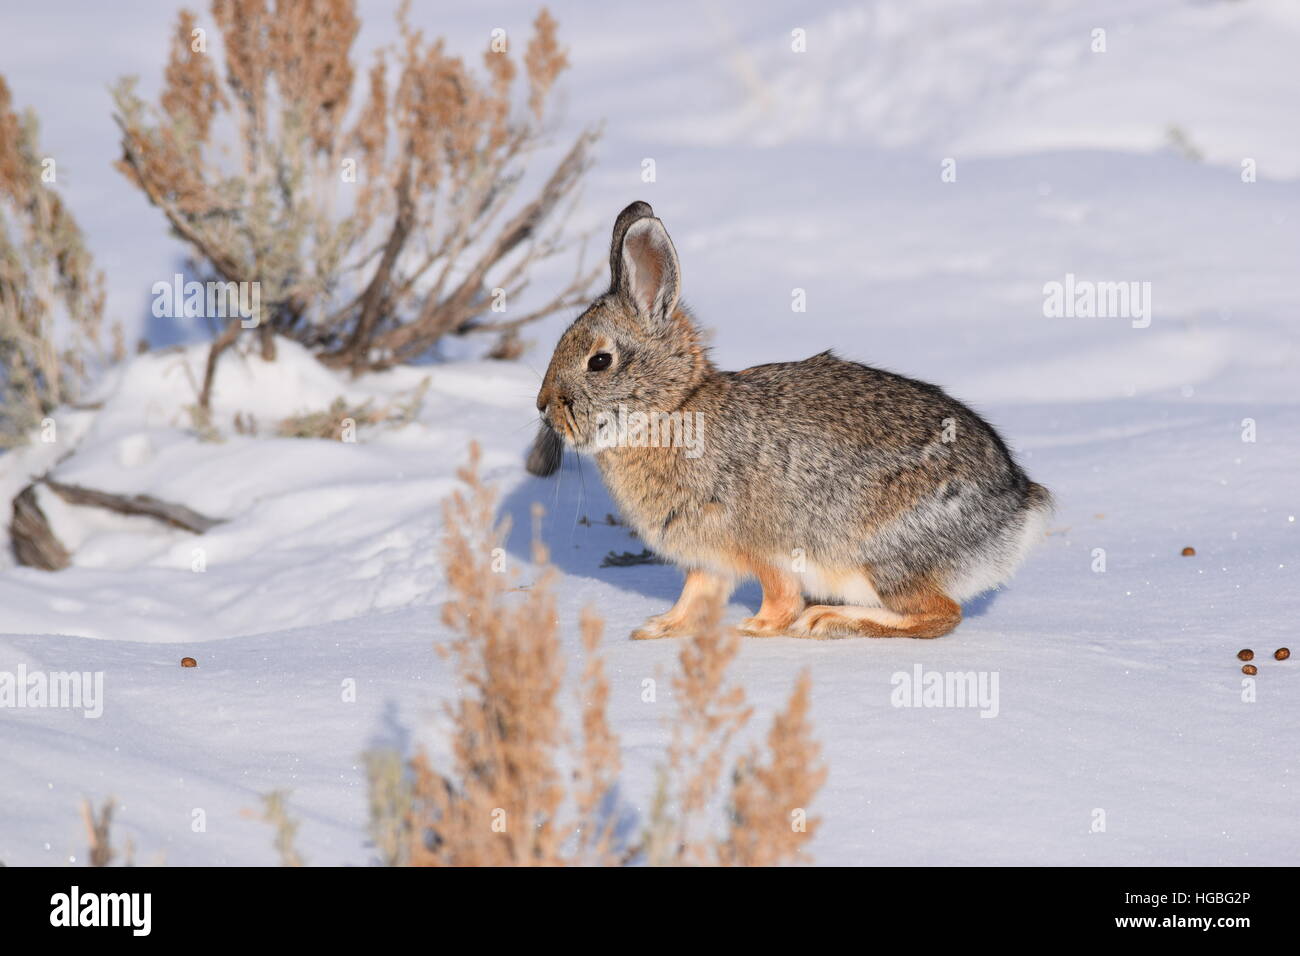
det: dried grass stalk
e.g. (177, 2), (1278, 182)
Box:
(260, 790), (305, 867)
(407, 443), (569, 865)
(721, 670), (827, 866)
(80, 797), (116, 867)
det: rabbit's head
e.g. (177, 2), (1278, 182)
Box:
(536, 202), (711, 451)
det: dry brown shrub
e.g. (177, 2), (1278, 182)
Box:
(274, 378), (427, 440)
(368, 444), (826, 867)
(113, 2), (600, 410)
(0, 75), (114, 445)
(403, 448), (573, 865)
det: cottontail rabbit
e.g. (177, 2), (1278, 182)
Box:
(533, 201), (1051, 639)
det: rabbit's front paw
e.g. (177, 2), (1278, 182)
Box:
(630, 614), (689, 641)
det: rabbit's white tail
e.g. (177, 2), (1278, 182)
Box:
(945, 485), (1053, 602)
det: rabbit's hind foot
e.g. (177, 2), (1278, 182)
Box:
(737, 614), (797, 637)
(790, 587), (961, 640)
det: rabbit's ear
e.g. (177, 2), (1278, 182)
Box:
(619, 216), (681, 328)
(608, 201), (655, 291)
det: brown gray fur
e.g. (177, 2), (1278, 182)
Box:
(534, 201), (1052, 640)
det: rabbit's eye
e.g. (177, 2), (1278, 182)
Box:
(587, 352), (613, 372)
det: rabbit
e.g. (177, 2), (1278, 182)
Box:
(533, 201), (1052, 640)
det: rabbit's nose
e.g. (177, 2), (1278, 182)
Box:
(537, 386), (570, 415)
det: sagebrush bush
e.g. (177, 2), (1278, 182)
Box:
(0, 76), (114, 446)
(113, 1), (600, 409)
(361, 445), (827, 867)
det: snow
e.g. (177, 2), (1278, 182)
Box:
(1, 0), (1297, 866)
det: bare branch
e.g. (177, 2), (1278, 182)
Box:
(43, 478), (226, 533)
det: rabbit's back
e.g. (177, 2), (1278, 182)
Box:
(709, 350), (1028, 497)
(722, 351), (1005, 455)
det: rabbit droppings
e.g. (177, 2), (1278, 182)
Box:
(531, 202), (1052, 641)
